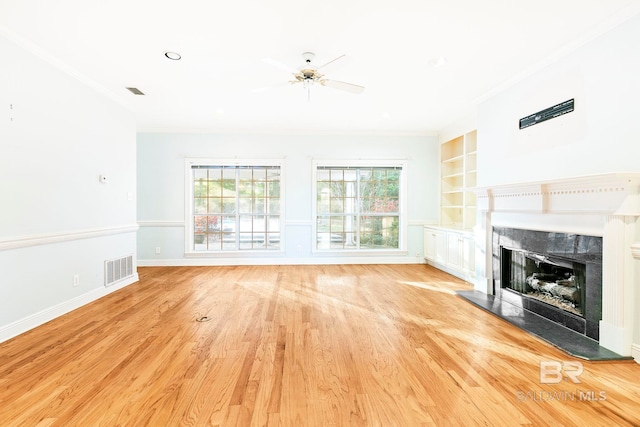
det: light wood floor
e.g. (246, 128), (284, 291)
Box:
(1, 265), (639, 426)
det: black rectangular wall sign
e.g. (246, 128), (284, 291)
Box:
(519, 98), (574, 129)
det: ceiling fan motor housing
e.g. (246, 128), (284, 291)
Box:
(302, 70), (318, 79)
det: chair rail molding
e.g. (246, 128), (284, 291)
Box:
(0, 224), (139, 251)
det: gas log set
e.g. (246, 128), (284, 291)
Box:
(526, 272), (581, 315)
(505, 249), (585, 316)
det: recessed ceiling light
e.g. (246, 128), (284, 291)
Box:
(215, 108), (225, 116)
(164, 51), (181, 60)
(381, 112), (391, 119)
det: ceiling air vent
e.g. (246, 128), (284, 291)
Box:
(125, 87), (145, 95)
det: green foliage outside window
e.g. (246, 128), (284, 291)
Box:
(316, 166), (401, 250)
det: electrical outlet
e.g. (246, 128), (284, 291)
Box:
(73, 274), (79, 287)
(155, 247), (161, 254)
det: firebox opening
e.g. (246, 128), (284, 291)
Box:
(501, 247), (586, 317)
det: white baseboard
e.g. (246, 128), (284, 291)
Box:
(138, 256), (426, 267)
(632, 343), (640, 364)
(472, 275), (492, 294)
(424, 259), (475, 285)
(598, 321), (628, 357)
(0, 273), (139, 344)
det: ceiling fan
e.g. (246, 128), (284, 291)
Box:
(261, 52), (365, 100)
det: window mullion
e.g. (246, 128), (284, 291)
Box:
(263, 169), (268, 249)
(235, 168), (241, 249)
(355, 169), (361, 250)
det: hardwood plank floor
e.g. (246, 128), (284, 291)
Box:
(1, 264), (639, 426)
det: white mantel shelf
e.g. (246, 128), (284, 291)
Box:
(475, 173), (640, 216)
(473, 173), (640, 361)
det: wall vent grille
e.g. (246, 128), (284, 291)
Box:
(125, 87), (145, 95)
(105, 254), (134, 287)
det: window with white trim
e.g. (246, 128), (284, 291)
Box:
(313, 161), (406, 251)
(186, 160), (283, 252)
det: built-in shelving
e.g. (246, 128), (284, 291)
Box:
(440, 130), (477, 229)
(425, 130), (478, 283)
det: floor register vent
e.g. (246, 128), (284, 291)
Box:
(105, 254), (134, 287)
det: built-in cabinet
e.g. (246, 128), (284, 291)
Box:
(424, 129), (478, 283)
(424, 226), (475, 282)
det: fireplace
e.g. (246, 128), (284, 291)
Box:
(493, 227), (602, 340)
(473, 173), (640, 360)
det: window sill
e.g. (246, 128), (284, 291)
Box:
(312, 249), (408, 257)
(185, 250), (285, 258)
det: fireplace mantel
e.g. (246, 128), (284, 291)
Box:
(475, 173), (640, 216)
(474, 173), (640, 361)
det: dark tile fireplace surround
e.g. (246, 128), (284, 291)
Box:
(492, 227), (602, 341)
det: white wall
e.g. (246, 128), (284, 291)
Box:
(0, 34), (138, 342)
(477, 12), (640, 187)
(438, 110), (477, 145)
(137, 132), (439, 265)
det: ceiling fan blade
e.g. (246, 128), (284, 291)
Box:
(251, 81), (291, 93)
(316, 54), (346, 71)
(261, 57), (296, 74)
(320, 79), (365, 94)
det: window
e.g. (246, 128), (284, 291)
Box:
(313, 161), (406, 252)
(186, 160), (283, 253)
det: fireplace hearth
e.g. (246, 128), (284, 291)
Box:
(493, 227), (602, 341)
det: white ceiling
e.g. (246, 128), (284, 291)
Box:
(2, 0), (639, 134)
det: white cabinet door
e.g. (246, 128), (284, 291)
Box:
(424, 228), (446, 264)
(461, 234), (475, 275)
(424, 227), (436, 260)
(447, 233), (462, 269)
(435, 231), (447, 264)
